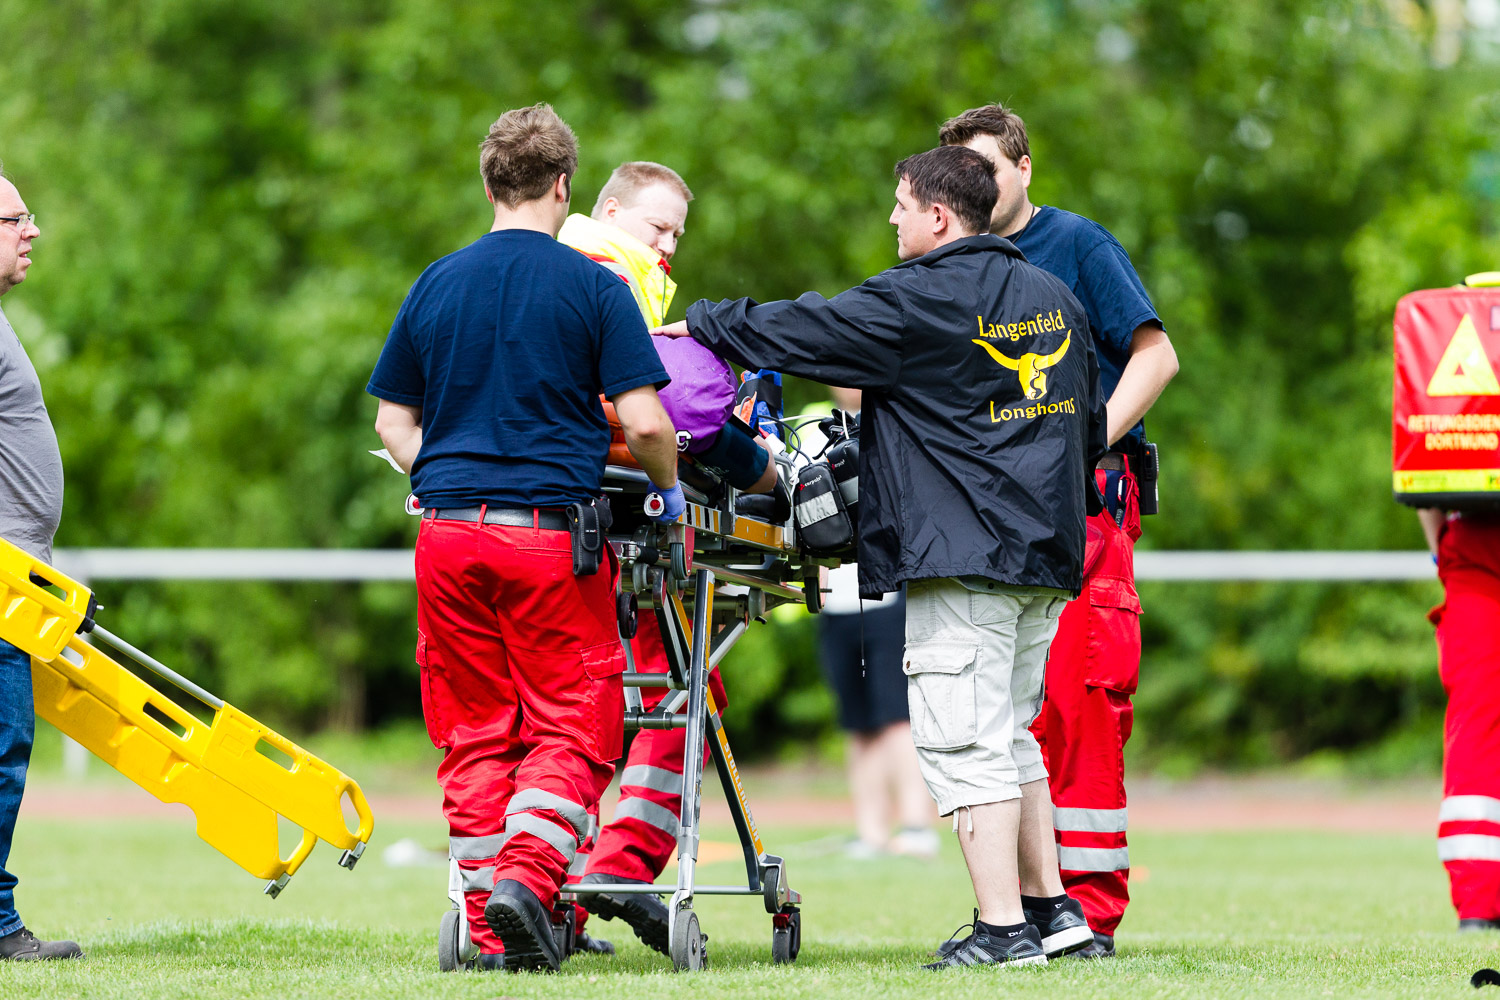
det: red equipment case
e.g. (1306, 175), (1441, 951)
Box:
(1392, 272), (1500, 509)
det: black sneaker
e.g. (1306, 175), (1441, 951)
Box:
(484, 880), (563, 973)
(576, 873), (670, 956)
(1022, 896), (1094, 957)
(925, 911), (1047, 970)
(0, 927), (84, 961)
(1068, 931), (1115, 958)
(1460, 918), (1500, 933)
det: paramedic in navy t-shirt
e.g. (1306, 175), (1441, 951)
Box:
(367, 104), (681, 974)
(938, 103), (1179, 959)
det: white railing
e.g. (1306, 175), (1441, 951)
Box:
(51, 548), (1437, 583)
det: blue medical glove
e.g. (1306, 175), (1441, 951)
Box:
(646, 482), (686, 523)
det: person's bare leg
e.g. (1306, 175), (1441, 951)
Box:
(879, 722), (934, 830)
(848, 732), (890, 849)
(1016, 777), (1066, 897)
(953, 799), (1023, 926)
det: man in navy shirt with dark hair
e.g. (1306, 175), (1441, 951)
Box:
(940, 102), (1179, 959)
(369, 102), (683, 974)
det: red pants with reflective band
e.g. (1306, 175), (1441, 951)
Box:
(582, 612), (728, 883)
(415, 514), (625, 956)
(1031, 467), (1142, 937)
(1432, 515), (1500, 921)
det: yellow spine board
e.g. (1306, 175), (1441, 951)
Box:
(0, 536), (91, 662)
(32, 636), (374, 884)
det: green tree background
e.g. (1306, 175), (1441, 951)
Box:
(1, 0), (1496, 771)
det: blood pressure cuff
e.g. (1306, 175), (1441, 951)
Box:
(692, 419), (771, 491)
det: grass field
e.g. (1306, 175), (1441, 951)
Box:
(2, 786), (1499, 1000)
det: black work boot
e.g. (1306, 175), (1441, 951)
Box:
(0, 927), (84, 961)
(1021, 894), (1094, 957)
(571, 930), (616, 955)
(1068, 930), (1116, 958)
(484, 880), (563, 973)
(1460, 918), (1500, 933)
(576, 872), (670, 956)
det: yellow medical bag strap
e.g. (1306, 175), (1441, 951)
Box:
(1465, 271), (1500, 288)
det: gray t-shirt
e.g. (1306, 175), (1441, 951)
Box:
(0, 303), (63, 563)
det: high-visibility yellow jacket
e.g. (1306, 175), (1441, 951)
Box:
(557, 213), (676, 327)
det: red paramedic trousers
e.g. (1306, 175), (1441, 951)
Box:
(1432, 514), (1500, 921)
(1031, 466), (1142, 937)
(415, 513), (625, 956)
(583, 612), (729, 883)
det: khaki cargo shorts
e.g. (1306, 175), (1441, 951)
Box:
(903, 577), (1065, 816)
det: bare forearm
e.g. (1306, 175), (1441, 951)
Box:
(1417, 508), (1445, 557)
(374, 400), (424, 475)
(624, 425), (679, 487)
(1106, 326), (1178, 446)
(612, 386), (679, 488)
(379, 425), (422, 474)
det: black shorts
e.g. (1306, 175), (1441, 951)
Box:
(817, 593), (908, 735)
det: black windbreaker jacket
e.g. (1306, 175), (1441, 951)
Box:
(686, 235), (1107, 598)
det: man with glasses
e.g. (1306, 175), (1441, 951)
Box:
(0, 172), (83, 961)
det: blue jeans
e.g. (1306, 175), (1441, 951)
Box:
(0, 638), (34, 936)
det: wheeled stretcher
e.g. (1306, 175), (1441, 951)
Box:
(0, 535), (375, 897)
(437, 451), (832, 972)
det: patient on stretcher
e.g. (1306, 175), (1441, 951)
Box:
(603, 334), (784, 505)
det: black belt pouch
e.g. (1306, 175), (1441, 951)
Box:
(567, 497), (613, 576)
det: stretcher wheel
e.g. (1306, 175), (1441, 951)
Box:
(438, 907), (467, 972)
(771, 908), (800, 964)
(670, 909), (706, 972)
(802, 574), (822, 614)
(670, 541), (689, 582)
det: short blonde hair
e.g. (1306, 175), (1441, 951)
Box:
(591, 161), (693, 217)
(480, 103), (579, 207)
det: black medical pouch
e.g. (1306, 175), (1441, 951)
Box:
(794, 462), (855, 557)
(820, 409), (861, 530)
(567, 497), (613, 576)
(1136, 439), (1160, 516)
(827, 436), (859, 530)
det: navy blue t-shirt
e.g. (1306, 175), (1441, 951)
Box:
(366, 229), (669, 508)
(1009, 206), (1162, 446)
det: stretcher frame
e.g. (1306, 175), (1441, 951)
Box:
(438, 462), (827, 972)
(593, 464), (821, 970)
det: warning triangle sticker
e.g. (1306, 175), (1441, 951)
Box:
(1427, 314), (1500, 396)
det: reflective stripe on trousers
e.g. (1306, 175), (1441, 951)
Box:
(1054, 806), (1128, 834)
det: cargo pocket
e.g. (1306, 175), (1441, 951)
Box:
(581, 641), (626, 760)
(903, 641), (980, 751)
(1082, 576), (1142, 694)
(415, 629), (448, 748)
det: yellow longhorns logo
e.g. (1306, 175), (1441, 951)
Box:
(972, 332), (1072, 400)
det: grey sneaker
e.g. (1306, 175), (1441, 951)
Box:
(1068, 931), (1115, 958)
(925, 911), (1047, 970)
(1022, 895), (1094, 957)
(576, 873), (670, 956)
(0, 927), (84, 961)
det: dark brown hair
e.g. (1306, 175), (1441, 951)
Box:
(938, 103), (1031, 165)
(592, 161), (693, 216)
(480, 103), (579, 207)
(893, 146), (999, 236)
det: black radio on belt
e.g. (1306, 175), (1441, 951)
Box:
(1136, 439), (1160, 516)
(566, 497), (613, 576)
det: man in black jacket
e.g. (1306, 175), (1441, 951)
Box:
(655, 145), (1107, 968)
